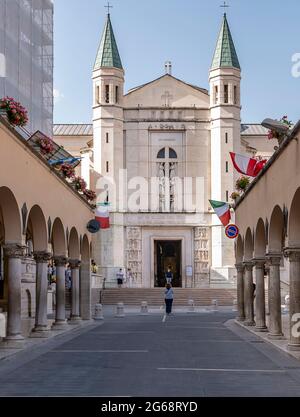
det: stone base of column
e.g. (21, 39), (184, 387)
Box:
(0, 335), (25, 349)
(268, 333), (285, 340)
(68, 316), (82, 325)
(244, 320), (255, 326)
(52, 320), (69, 331)
(288, 343), (300, 351)
(30, 326), (50, 338)
(255, 326), (268, 333)
(236, 316), (245, 322)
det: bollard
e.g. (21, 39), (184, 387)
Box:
(141, 301), (149, 316)
(211, 299), (219, 312)
(115, 302), (125, 318)
(283, 294), (290, 313)
(94, 304), (104, 321)
(0, 312), (6, 338)
(232, 299), (238, 312)
(187, 299), (195, 313)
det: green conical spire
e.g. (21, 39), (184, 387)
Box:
(211, 14), (240, 70)
(94, 14), (123, 70)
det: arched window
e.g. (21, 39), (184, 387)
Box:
(169, 148), (177, 159)
(157, 148), (166, 159)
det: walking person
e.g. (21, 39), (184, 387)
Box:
(116, 268), (125, 289)
(127, 268), (133, 288)
(164, 283), (174, 315)
(165, 266), (173, 285)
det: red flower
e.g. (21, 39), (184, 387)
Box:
(0, 97), (29, 127)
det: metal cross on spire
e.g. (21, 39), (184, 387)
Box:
(220, 1), (230, 14)
(105, 1), (113, 15)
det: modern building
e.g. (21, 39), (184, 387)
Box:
(0, 0), (53, 136)
(54, 12), (277, 288)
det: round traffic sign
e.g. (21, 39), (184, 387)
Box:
(87, 219), (100, 234)
(225, 224), (239, 239)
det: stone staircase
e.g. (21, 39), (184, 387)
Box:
(101, 288), (237, 306)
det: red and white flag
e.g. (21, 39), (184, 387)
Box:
(230, 152), (267, 177)
(95, 205), (110, 229)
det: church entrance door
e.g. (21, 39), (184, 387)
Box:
(154, 240), (182, 288)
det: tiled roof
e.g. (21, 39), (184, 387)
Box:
(94, 14), (123, 70)
(241, 124), (269, 136)
(53, 124), (93, 136)
(53, 123), (267, 137)
(211, 14), (240, 70)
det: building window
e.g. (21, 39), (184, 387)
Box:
(225, 133), (228, 144)
(224, 84), (229, 104)
(105, 85), (110, 104)
(157, 148), (166, 159)
(106, 133), (109, 144)
(214, 86), (218, 104)
(115, 85), (119, 104)
(169, 148), (177, 159)
(234, 86), (238, 104)
(226, 161), (229, 173)
(106, 161), (109, 173)
(96, 85), (100, 104)
(226, 191), (229, 202)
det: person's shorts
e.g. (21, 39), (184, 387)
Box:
(117, 279), (123, 285)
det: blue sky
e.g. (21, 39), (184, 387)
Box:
(53, 0), (300, 124)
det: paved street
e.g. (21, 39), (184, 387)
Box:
(1, 311), (300, 396)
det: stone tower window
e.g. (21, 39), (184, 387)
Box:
(214, 86), (219, 104)
(224, 84), (229, 104)
(105, 85), (110, 103)
(115, 85), (119, 104)
(234, 85), (238, 104)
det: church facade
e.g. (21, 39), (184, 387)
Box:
(54, 13), (276, 288)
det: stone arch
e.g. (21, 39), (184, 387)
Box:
(288, 188), (300, 247)
(244, 228), (253, 261)
(51, 218), (66, 256)
(0, 186), (22, 244)
(235, 235), (244, 263)
(254, 218), (266, 258)
(26, 205), (48, 252)
(68, 227), (80, 260)
(269, 205), (284, 254)
(81, 234), (90, 262)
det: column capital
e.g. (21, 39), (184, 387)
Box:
(284, 247), (300, 262)
(69, 259), (81, 269)
(235, 263), (244, 273)
(34, 252), (52, 263)
(252, 258), (266, 269)
(243, 261), (253, 271)
(3, 244), (26, 259)
(53, 256), (68, 267)
(266, 253), (282, 266)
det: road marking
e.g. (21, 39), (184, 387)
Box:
(162, 315), (167, 323)
(157, 367), (285, 373)
(53, 350), (149, 353)
(90, 331), (155, 335)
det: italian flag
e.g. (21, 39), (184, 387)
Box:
(230, 152), (267, 177)
(209, 200), (231, 227)
(95, 205), (110, 229)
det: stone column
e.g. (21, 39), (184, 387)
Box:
(1, 245), (26, 348)
(285, 249), (300, 350)
(243, 262), (255, 326)
(253, 258), (268, 332)
(80, 260), (91, 320)
(265, 263), (270, 316)
(235, 263), (245, 322)
(69, 259), (82, 323)
(31, 252), (52, 338)
(52, 256), (68, 330)
(267, 254), (284, 339)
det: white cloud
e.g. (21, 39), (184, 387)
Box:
(53, 88), (65, 103)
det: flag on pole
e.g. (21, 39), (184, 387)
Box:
(230, 152), (267, 177)
(95, 205), (110, 229)
(209, 200), (231, 227)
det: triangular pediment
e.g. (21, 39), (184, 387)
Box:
(124, 74), (209, 108)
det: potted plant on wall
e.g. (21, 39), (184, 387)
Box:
(36, 135), (54, 155)
(0, 96), (29, 127)
(60, 163), (75, 179)
(235, 176), (250, 192)
(72, 176), (87, 193)
(230, 191), (241, 202)
(83, 189), (97, 202)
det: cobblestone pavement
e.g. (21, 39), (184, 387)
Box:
(1, 311), (300, 396)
